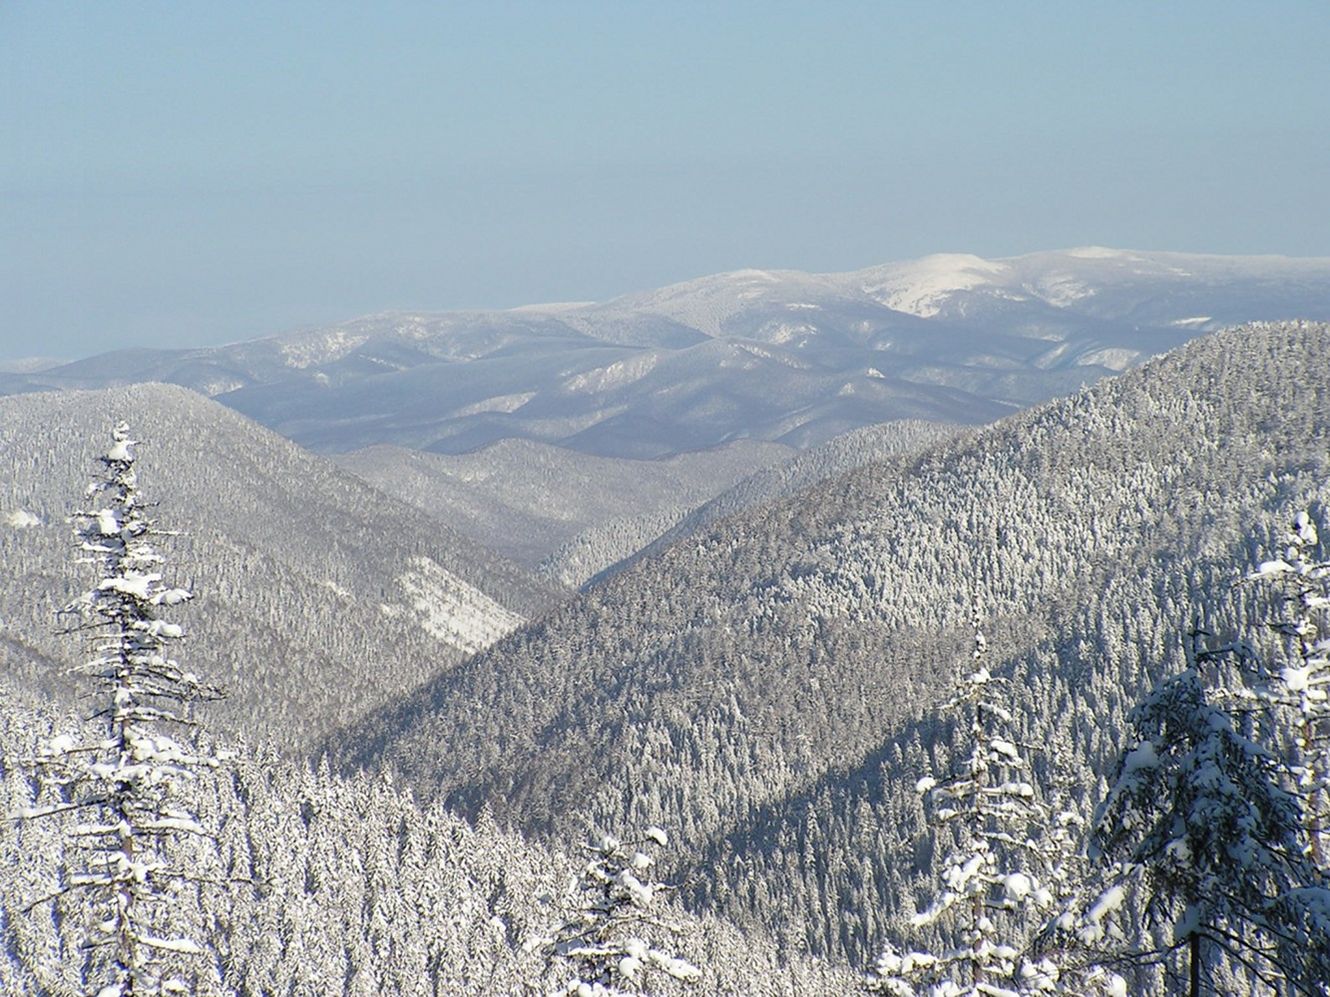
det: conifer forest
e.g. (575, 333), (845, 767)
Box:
(2, 316), (1329, 996)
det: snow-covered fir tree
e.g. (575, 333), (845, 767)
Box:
(22, 423), (226, 997)
(548, 826), (701, 996)
(867, 601), (1058, 996)
(1077, 629), (1330, 996)
(1021, 794), (1133, 996)
(1247, 509), (1330, 867)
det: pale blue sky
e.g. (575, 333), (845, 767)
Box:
(3, 1), (1328, 360)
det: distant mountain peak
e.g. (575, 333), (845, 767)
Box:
(859, 252), (1010, 317)
(5, 248), (1329, 459)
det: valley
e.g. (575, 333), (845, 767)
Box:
(3, 259), (1329, 995)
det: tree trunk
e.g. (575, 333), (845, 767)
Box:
(1189, 932), (1200, 997)
(1304, 715), (1325, 867)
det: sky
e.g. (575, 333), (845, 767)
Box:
(3, 1), (1329, 362)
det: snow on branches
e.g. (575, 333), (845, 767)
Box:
(23, 423), (226, 997)
(548, 826), (700, 996)
(1079, 633), (1330, 996)
(868, 600), (1059, 996)
(1246, 509), (1330, 867)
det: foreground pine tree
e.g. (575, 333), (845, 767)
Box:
(548, 826), (700, 996)
(23, 423), (225, 996)
(1077, 630), (1330, 996)
(868, 602), (1058, 996)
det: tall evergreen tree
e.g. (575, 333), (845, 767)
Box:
(1247, 509), (1330, 867)
(1079, 630), (1330, 996)
(23, 423), (225, 997)
(868, 602), (1056, 995)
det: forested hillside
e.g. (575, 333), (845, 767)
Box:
(4, 324), (1327, 991)
(0, 690), (854, 995)
(530, 422), (957, 589)
(330, 322), (1330, 965)
(0, 384), (558, 751)
(590, 418), (960, 587)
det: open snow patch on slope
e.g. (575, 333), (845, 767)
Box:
(736, 270), (779, 299)
(762, 323), (821, 347)
(383, 556), (525, 655)
(4, 510), (40, 529)
(198, 378), (248, 396)
(280, 329), (370, 368)
(1077, 348), (1140, 371)
(735, 341), (816, 369)
(453, 391), (537, 417)
(561, 353), (661, 393)
(1033, 342), (1073, 369)
(1027, 272), (1094, 308)
(861, 253), (1008, 317)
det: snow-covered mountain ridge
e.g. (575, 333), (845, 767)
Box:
(0, 384), (558, 751)
(7, 248), (1328, 459)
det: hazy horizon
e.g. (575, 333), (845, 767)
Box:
(4, 2), (1328, 362)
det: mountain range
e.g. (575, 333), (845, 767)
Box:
(7, 249), (1329, 463)
(4, 246), (1330, 989)
(8, 248), (1326, 596)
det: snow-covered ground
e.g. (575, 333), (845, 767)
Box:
(383, 556), (527, 655)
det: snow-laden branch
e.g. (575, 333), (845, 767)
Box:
(20, 422), (229, 997)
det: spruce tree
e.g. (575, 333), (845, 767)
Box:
(1078, 630), (1330, 996)
(1247, 509), (1330, 866)
(868, 602), (1056, 995)
(23, 423), (225, 997)
(549, 826), (700, 996)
